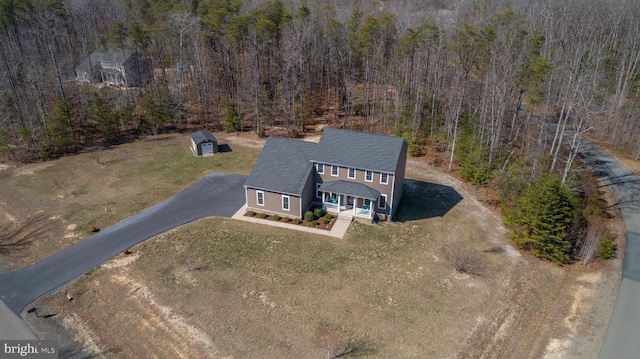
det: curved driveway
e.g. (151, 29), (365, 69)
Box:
(0, 172), (246, 315)
(578, 141), (640, 359)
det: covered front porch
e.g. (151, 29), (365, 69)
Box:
(318, 180), (379, 220)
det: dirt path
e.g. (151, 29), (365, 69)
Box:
(6, 136), (622, 358)
(408, 159), (621, 359)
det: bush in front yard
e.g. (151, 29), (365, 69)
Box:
(246, 210), (255, 217)
(313, 207), (324, 218)
(281, 217), (290, 223)
(272, 215), (281, 221)
(320, 216), (330, 224)
(304, 211), (315, 222)
(259, 213), (268, 219)
(310, 220), (318, 227)
(323, 213), (333, 220)
(292, 218), (301, 225)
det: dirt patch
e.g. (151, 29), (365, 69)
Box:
(100, 252), (140, 269)
(0, 132), (259, 270)
(12, 161), (54, 177)
(0, 200), (18, 224)
(61, 313), (108, 356)
(221, 132), (265, 149)
(5, 133), (622, 358)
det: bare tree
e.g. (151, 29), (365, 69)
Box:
(50, 177), (74, 196)
(314, 322), (375, 359)
(577, 217), (611, 265)
(442, 242), (486, 276)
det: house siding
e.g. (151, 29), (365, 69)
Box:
(315, 163), (394, 215)
(300, 170), (316, 218)
(245, 187), (302, 218)
(390, 142), (408, 217)
(244, 130), (408, 223)
(75, 50), (152, 87)
(191, 139), (199, 155)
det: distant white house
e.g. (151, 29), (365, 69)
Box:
(75, 48), (153, 87)
(190, 130), (218, 157)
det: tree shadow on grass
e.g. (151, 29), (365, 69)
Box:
(0, 214), (51, 255)
(394, 179), (463, 222)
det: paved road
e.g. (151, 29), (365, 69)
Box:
(577, 141), (640, 359)
(0, 172), (246, 316)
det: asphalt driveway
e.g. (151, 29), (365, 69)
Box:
(0, 172), (246, 315)
(577, 141), (640, 359)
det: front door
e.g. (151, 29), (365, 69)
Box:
(346, 196), (354, 207)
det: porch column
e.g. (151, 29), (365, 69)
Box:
(353, 197), (357, 216)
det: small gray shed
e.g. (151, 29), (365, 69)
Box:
(190, 130), (218, 156)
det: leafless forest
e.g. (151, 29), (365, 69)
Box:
(0, 0), (639, 182)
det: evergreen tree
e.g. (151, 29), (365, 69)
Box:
(46, 100), (74, 154)
(504, 175), (578, 264)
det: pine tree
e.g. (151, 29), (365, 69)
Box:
(505, 175), (578, 264)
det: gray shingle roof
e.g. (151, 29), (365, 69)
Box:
(77, 48), (136, 72)
(312, 128), (406, 173)
(191, 130), (217, 144)
(244, 137), (316, 196)
(318, 180), (380, 199)
(244, 128), (406, 196)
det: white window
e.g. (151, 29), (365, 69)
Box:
(380, 173), (389, 185)
(331, 165), (339, 177)
(256, 191), (265, 206)
(348, 168), (356, 179)
(365, 170), (373, 182)
(317, 163), (324, 174)
(316, 183), (322, 198)
(282, 195), (290, 211)
(378, 194), (387, 209)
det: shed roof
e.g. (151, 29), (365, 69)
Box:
(191, 130), (217, 144)
(244, 137), (316, 196)
(318, 180), (380, 199)
(312, 128), (405, 173)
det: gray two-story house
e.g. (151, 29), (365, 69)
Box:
(75, 48), (152, 87)
(244, 128), (407, 220)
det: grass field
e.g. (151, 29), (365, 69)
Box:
(0, 133), (258, 268)
(58, 172), (511, 358)
(2, 133), (621, 358)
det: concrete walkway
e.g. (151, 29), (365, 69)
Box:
(0, 300), (37, 340)
(231, 205), (353, 239)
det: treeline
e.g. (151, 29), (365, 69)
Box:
(0, 0), (639, 165)
(0, 0), (634, 261)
